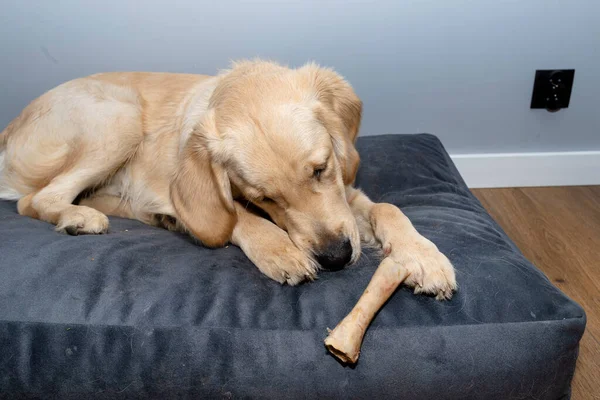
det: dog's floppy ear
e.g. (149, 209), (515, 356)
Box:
(171, 109), (236, 247)
(300, 63), (362, 185)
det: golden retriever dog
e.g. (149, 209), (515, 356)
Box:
(0, 60), (456, 298)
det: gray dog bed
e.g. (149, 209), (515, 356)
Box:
(0, 134), (585, 399)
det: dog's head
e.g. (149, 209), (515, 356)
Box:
(173, 60), (362, 271)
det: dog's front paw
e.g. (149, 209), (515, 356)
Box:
(255, 243), (318, 285)
(385, 235), (457, 300)
(244, 230), (318, 285)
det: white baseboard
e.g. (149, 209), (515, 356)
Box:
(450, 151), (600, 189)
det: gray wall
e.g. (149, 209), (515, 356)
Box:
(1, 1), (598, 154)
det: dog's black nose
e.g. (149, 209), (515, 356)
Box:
(316, 238), (353, 271)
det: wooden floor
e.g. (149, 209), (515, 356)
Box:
(472, 186), (600, 400)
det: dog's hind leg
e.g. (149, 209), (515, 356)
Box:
(4, 79), (144, 234)
(78, 192), (134, 221)
(28, 128), (142, 235)
(30, 153), (136, 235)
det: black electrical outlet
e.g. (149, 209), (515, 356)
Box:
(530, 69), (575, 112)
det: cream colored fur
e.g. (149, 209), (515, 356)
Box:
(0, 150), (22, 200)
(0, 60), (456, 296)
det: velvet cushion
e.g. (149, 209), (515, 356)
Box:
(0, 134), (585, 399)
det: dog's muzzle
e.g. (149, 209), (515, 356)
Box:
(315, 237), (353, 271)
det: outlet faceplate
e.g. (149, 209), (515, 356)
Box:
(530, 69), (575, 112)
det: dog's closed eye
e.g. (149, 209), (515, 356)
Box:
(261, 196), (275, 204)
(313, 165), (326, 180)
